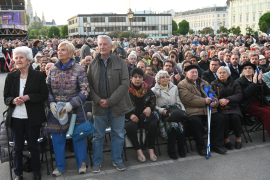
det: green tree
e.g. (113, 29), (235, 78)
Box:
(234, 26), (241, 35)
(47, 26), (60, 38)
(172, 20), (178, 32)
(134, 33), (148, 38)
(189, 29), (195, 35)
(260, 21), (268, 33)
(220, 26), (228, 34)
(246, 26), (255, 34)
(38, 26), (49, 37)
(28, 21), (43, 30)
(177, 20), (189, 35)
(26, 14), (30, 26)
(61, 25), (68, 38)
(107, 30), (121, 38)
(259, 12), (270, 33)
(201, 27), (214, 35)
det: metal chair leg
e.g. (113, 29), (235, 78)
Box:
(6, 127), (13, 180)
(243, 121), (252, 142)
(263, 124), (266, 142)
(241, 125), (248, 143)
(48, 135), (54, 172)
(187, 136), (193, 151)
(43, 137), (50, 175)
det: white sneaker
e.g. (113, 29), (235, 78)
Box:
(52, 168), (66, 176)
(79, 162), (87, 174)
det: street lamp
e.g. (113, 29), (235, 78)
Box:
(103, 28), (106, 35)
(84, 22), (90, 37)
(93, 26), (96, 38)
(127, 8), (134, 39)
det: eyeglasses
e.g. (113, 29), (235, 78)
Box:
(164, 65), (172, 67)
(161, 76), (170, 79)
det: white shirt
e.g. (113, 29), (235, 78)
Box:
(12, 78), (28, 119)
(224, 61), (230, 67)
(0, 47), (4, 58)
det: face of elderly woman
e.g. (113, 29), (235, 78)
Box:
(201, 54), (208, 61)
(58, 45), (72, 61)
(158, 74), (169, 86)
(185, 69), (198, 82)
(131, 73), (143, 87)
(242, 66), (254, 76)
(14, 52), (30, 69)
(218, 69), (229, 82)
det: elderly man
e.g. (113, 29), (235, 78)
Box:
(137, 61), (156, 88)
(198, 51), (210, 71)
(84, 55), (92, 71)
(87, 35), (133, 173)
(178, 65), (227, 156)
(201, 58), (220, 84)
(190, 56), (204, 77)
(50, 39), (58, 51)
(128, 53), (137, 69)
(218, 51), (226, 66)
(81, 38), (93, 59)
(74, 49), (81, 63)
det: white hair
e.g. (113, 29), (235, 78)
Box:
(217, 66), (231, 76)
(97, 35), (112, 45)
(200, 51), (208, 57)
(128, 53), (137, 60)
(13, 46), (33, 62)
(130, 51), (137, 56)
(155, 70), (169, 83)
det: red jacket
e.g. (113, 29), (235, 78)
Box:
(144, 74), (156, 89)
(51, 44), (58, 51)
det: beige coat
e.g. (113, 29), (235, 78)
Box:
(151, 81), (185, 114)
(178, 78), (219, 116)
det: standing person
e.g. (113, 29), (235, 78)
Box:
(0, 42), (5, 72)
(137, 61), (156, 88)
(32, 40), (42, 58)
(4, 46), (48, 180)
(46, 42), (90, 176)
(50, 39), (58, 51)
(87, 35), (133, 173)
(81, 38), (93, 59)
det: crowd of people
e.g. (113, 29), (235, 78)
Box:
(2, 33), (270, 180)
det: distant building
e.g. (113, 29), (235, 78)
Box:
(228, 0), (270, 35)
(174, 6), (228, 34)
(25, 0), (56, 27)
(67, 13), (172, 38)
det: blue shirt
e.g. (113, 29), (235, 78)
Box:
(100, 54), (111, 68)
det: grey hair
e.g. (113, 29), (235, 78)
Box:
(155, 70), (169, 83)
(97, 35), (112, 45)
(87, 38), (93, 42)
(241, 52), (248, 57)
(200, 51), (208, 57)
(13, 46), (33, 62)
(128, 53), (137, 60)
(217, 66), (231, 76)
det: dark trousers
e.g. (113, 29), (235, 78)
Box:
(167, 129), (185, 153)
(0, 57), (5, 72)
(125, 119), (157, 150)
(11, 118), (41, 176)
(223, 114), (242, 138)
(188, 112), (225, 150)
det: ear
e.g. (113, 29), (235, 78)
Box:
(130, 76), (133, 81)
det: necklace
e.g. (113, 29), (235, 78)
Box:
(22, 78), (27, 88)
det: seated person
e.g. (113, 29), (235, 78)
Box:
(258, 55), (269, 70)
(152, 70), (186, 159)
(150, 54), (163, 73)
(201, 58), (220, 84)
(145, 65), (156, 77)
(236, 61), (270, 137)
(178, 65), (227, 156)
(211, 66), (243, 150)
(198, 51), (210, 71)
(125, 68), (158, 162)
(163, 60), (184, 86)
(137, 61), (156, 88)
(190, 55), (204, 78)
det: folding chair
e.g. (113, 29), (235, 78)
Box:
(248, 118), (266, 142)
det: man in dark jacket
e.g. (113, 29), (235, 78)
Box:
(137, 39), (146, 47)
(218, 51), (226, 66)
(250, 54), (266, 73)
(81, 38), (93, 59)
(201, 58), (220, 84)
(229, 54), (241, 80)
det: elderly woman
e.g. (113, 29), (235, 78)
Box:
(4, 46), (48, 180)
(198, 51), (210, 71)
(125, 68), (158, 162)
(236, 61), (270, 137)
(152, 70), (186, 159)
(32, 40), (42, 58)
(31, 54), (42, 70)
(46, 42), (90, 176)
(128, 53), (137, 69)
(211, 66), (243, 149)
(150, 53), (163, 73)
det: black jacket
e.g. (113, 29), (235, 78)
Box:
(137, 42), (146, 47)
(4, 68), (48, 128)
(229, 64), (240, 80)
(198, 60), (210, 71)
(201, 69), (217, 85)
(236, 76), (270, 113)
(220, 61), (226, 66)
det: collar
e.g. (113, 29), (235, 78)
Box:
(100, 53), (111, 62)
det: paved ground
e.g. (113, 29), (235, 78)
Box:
(1, 73), (270, 180)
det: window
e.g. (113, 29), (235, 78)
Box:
(91, 17), (105, 22)
(246, 5), (249, 11)
(252, 25), (255, 28)
(83, 17), (87, 23)
(133, 17), (145, 22)
(223, 14), (225, 17)
(239, 7), (242, 12)
(259, 3), (262, 10)
(233, 8), (235, 13)
(253, 4), (256, 11)
(233, 16), (235, 23)
(109, 17), (126, 22)
(162, 25), (168, 30)
(69, 21), (71, 25)
(84, 27), (91, 32)
(260, 13), (262, 18)
(70, 28), (75, 33)
(75, 19), (77, 23)
(223, 21), (225, 26)
(268, 2), (270, 8)
(246, 25), (248, 28)
(253, 13), (255, 21)
(240, 15), (242, 23)
(206, 22), (208, 26)
(246, 14), (249, 22)
(212, 21), (214, 26)
(217, 14), (220, 17)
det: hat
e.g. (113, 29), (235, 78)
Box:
(184, 64), (199, 72)
(259, 55), (265, 60)
(239, 61), (256, 73)
(53, 102), (69, 125)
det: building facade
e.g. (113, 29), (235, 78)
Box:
(67, 13), (172, 38)
(174, 6), (228, 34)
(228, 0), (270, 35)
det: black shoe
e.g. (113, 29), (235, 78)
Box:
(177, 136), (186, 158)
(33, 172), (41, 180)
(224, 142), (234, 150)
(178, 149), (186, 158)
(198, 149), (207, 156)
(167, 150), (178, 160)
(235, 142), (242, 149)
(14, 175), (23, 180)
(244, 117), (254, 126)
(211, 146), (227, 154)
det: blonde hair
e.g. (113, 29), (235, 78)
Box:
(112, 41), (120, 52)
(58, 41), (75, 55)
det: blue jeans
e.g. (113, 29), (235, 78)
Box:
(92, 108), (125, 164)
(51, 133), (88, 172)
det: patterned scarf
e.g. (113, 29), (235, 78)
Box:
(129, 82), (148, 98)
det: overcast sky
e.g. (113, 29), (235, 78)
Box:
(29, 0), (227, 25)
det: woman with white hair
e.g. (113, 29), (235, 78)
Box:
(151, 70), (186, 159)
(128, 53), (137, 69)
(46, 41), (90, 176)
(211, 66), (243, 150)
(4, 46), (48, 180)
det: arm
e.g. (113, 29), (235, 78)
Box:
(176, 89), (185, 111)
(46, 68), (56, 105)
(28, 72), (49, 103)
(87, 63), (102, 105)
(225, 82), (243, 103)
(4, 73), (15, 106)
(106, 61), (130, 107)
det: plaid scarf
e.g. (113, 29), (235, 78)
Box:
(129, 82), (148, 98)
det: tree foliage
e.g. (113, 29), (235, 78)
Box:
(172, 20), (178, 31)
(61, 25), (68, 38)
(47, 26), (60, 38)
(260, 21), (268, 33)
(107, 30), (148, 39)
(177, 20), (189, 35)
(26, 14), (30, 26)
(189, 29), (195, 35)
(259, 12), (270, 33)
(246, 26), (255, 35)
(28, 21), (43, 31)
(220, 26), (228, 34)
(200, 27), (214, 35)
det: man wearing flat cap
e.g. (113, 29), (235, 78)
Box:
(178, 65), (227, 156)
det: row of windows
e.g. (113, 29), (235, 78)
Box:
(184, 14), (226, 20)
(235, 3), (269, 13)
(233, 13), (262, 23)
(82, 25), (168, 32)
(190, 21), (225, 28)
(82, 16), (146, 23)
(69, 18), (77, 25)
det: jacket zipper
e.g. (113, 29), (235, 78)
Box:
(60, 70), (63, 136)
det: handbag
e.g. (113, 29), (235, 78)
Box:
(166, 106), (190, 122)
(70, 97), (95, 142)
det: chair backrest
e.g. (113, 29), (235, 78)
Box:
(85, 101), (92, 112)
